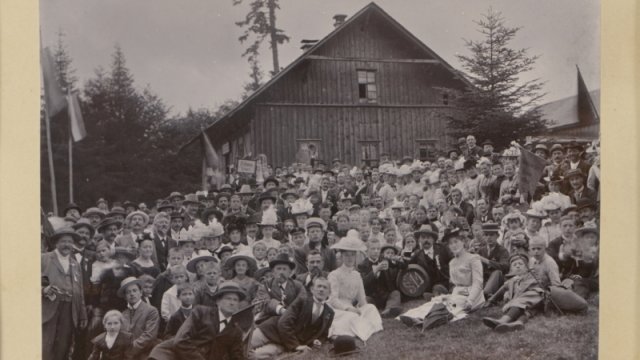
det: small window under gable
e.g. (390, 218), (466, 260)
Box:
(357, 69), (377, 103)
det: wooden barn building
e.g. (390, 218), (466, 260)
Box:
(189, 2), (471, 169)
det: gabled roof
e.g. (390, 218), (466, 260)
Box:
(539, 89), (600, 129)
(181, 2), (471, 150)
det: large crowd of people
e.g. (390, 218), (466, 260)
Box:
(41, 135), (600, 359)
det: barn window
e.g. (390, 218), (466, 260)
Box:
(360, 141), (380, 167)
(416, 139), (438, 162)
(357, 70), (377, 103)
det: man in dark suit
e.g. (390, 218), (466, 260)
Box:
(119, 277), (160, 360)
(566, 169), (597, 204)
(565, 142), (592, 176)
(409, 224), (451, 296)
(449, 188), (475, 225)
(149, 281), (246, 360)
(42, 228), (88, 360)
(295, 250), (329, 292)
(358, 243), (407, 317)
(249, 277), (334, 359)
(150, 212), (173, 271)
(255, 254), (307, 321)
(71, 220), (96, 360)
(477, 223), (510, 298)
(297, 218), (337, 273)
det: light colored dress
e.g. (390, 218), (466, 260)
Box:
(399, 251), (485, 322)
(327, 265), (383, 341)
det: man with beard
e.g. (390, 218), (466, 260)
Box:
(114, 211), (150, 252)
(151, 212), (174, 271)
(295, 250), (328, 292)
(249, 277), (334, 359)
(543, 144), (566, 178)
(255, 253), (307, 322)
(409, 224), (451, 297)
(42, 228), (88, 360)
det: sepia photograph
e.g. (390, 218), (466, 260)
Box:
(38, 0), (600, 359)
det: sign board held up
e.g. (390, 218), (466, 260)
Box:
(237, 159), (256, 174)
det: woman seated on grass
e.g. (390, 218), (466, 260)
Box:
(399, 228), (484, 328)
(482, 253), (544, 332)
(327, 230), (383, 342)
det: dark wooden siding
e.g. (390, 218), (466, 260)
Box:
(252, 105), (459, 166)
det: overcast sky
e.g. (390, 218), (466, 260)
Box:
(40, 0), (600, 116)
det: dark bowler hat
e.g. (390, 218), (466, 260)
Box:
(63, 203), (82, 215)
(565, 141), (584, 152)
(290, 227), (305, 235)
(482, 139), (494, 146)
(329, 336), (361, 357)
(258, 192), (277, 204)
(72, 218), (96, 238)
(565, 169), (585, 179)
(482, 222), (501, 233)
(263, 177), (279, 188)
(157, 200), (175, 213)
(576, 198), (597, 211)
(380, 244), (400, 255)
(269, 253), (296, 270)
(107, 206), (126, 218)
(123, 201), (138, 210)
(96, 217), (123, 232)
(50, 227), (82, 244)
(534, 144), (549, 154)
(442, 228), (463, 243)
(414, 224), (438, 239)
(169, 191), (185, 201)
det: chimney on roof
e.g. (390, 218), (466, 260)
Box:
(333, 14), (347, 27)
(300, 39), (319, 51)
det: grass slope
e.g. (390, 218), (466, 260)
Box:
(285, 297), (598, 360)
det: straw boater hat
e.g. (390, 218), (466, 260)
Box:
(212, 281), (247, 301)
(50, 227), (82, 244)
(534, 144), (549, 155)
(169, 191), (185, 201)
(269, 253), (296, 269)
(186, 255), (218, 273)
(125, 210), (150, 226)
(331, 230), (367, 252)
(549, 144), (564, 154)
(258, 206), (279, 227)
(524, 208), (547, 220)
(107, 206), (126, 218)
(304, 217), (327, 231)
(414, 224), (438, 239)
(96, 218), (123, 233)
(224, 253), (258, 275)
(83, 207), (105, 219)
(72, 218), (96, 238)
(117, 276), (143, 298)
(237, 184), (254, 195)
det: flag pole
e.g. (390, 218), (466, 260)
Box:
(44, 108), (59, 215)
(69, 128), (73, 203)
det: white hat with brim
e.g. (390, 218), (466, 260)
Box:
(186, 255), (218, 273)
(125, 211), (150, 226)
(331, 232), (366, 252)
(524, 209), (547, 219)
(117, 277), (142, 298)
(223, 254), (258, 275)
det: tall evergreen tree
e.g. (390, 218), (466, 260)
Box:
(449, 8), (547, 149)
(233, 0), (289, 76)
(53, 29), (78, 93)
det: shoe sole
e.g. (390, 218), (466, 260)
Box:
(495, 322), (524, 333)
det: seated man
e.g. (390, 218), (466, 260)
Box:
(119, 277), (160, 360)
(148, 281), (246, 360)
(255, 253), (307, 322)
(249, 277), (335, 360)
(358, 243), (406, 318)
(295, 249), (329, 292)
(409, 224), (451, 297)
(477, 222), (510, 298)
(557, 225), (599, 301)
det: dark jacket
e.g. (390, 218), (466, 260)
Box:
(172, 305), (245, 360)
(41, 251), (87, 327)
(163, 308), (191, 339)
(478, 244), (510, 276)
(569, 187), (598, 204)
(409, 245), (451, 290)
(151, 232), (172, 271)
(294, 270), (329, 292)
(88, 331), (134, 360)
(256, 278), (307, 318)
(258, 295), (334, 351)
(358, 257), (406, 302)
(122, 301), (160, 359)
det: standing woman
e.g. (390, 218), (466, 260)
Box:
(399, 228), (484, 327)
(42, 228), (88, 360)
(327, 230), (383, 342)
(131, 237), (161, 278)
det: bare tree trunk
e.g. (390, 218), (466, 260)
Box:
(267, 0), (279, 75)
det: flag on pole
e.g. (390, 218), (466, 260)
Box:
(67, 93), (87, 142)
(516, 144), (547, 199)
(201, 131), (225, 189)
(40, 47), (67, 117)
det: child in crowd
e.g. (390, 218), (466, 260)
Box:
(138, 274), (155, 304)
(482, 254), (544, 333)
(266, 247), (278, 263)
(88, 310), (133, 360)
(194, 262), (223, 307)
(151, 248), (183, 310)
(160, 264), (189, 321)
(163, 283), (195, 339)
(253, 242), (269, 269)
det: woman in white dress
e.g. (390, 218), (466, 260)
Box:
(327, 230), (383, 342)
(399, 227), (485, 327)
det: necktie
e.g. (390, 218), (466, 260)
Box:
(220, 318), (228, 332)
(280, 283), (287, 303)
(312, 303), (322, 323)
